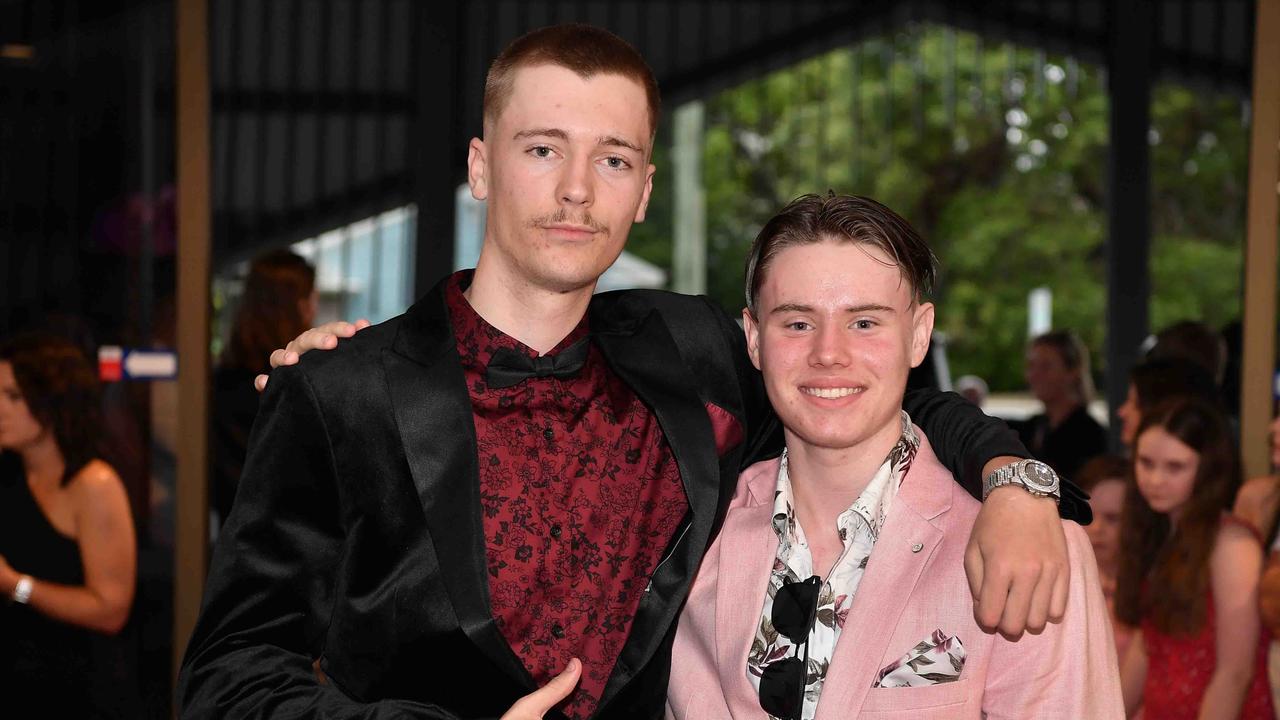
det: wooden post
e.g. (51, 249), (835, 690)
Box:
(1241, 0), (1280, 478)
(174, 0), (212, 689)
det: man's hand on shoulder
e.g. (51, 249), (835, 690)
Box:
(254, 319), (371, 392)
(965, 484), (1069, 637)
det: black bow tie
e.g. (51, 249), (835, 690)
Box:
(485, 336), (591, 389)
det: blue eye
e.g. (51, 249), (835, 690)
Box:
(530, 146), (553, 158)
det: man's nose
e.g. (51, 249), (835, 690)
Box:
(809, 325), (850, 367)
(557, 155), (593, 207)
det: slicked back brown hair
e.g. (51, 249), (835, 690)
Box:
(483, 24), (661, 139)
(744, 192), (939, 314)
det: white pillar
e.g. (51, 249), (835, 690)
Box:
(672, 101), (706, 296)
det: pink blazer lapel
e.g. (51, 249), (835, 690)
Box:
(715, 460), (781, 702)
(814, 432), (953, 720)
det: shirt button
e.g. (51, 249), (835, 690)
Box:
(549, 524), (562, 538)
(551, 624), (565, 639)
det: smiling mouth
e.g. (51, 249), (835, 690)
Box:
(800, 387), (864, 399)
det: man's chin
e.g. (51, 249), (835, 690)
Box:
(532, 262), (615, 295)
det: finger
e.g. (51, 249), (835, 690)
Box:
(1049, 559), (1069, 622)
(254, 374), (269, 392)
(975, 559), (1008, 630)
(299, 328), (339, 352)
(997, 564), (1040, 638)
(315, 320), (354, 336)
(269, 349), (291, 369)
(963, 539), (983, 604)
(504, 659), (581, 718)
(1024, 563), (1056, 633)
(353, 318), (372, 331)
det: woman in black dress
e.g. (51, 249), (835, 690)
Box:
(0, 333), (136, 716)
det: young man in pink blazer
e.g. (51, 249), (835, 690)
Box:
(667, 194), (1123, 720)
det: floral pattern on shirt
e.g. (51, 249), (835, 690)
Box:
(746, 412), (919, 720)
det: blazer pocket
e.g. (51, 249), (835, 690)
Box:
(859, 677), (972, 713)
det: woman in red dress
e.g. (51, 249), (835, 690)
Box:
(1117, 398), (1272, 719)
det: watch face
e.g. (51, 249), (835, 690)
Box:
(1023, 461), (1057, 491)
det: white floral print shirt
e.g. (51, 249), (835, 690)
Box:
(746, 412), (920, 719)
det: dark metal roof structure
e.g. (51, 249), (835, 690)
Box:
(0, 0), (1258, 282)
(194, 0), (1256, 265)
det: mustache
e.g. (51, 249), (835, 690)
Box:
(528, 209), (609, 236)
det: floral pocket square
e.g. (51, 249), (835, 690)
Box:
(872, 629), (966, 688)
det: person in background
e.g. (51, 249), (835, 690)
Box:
(955, 374), (988, 407)
(210, 249), (318, 526)
(1146, 320), (1228, 389)
(1234, 413), (1280, 552)
(1015, 330), (1107, 480)
(1077, 454), (1136, 664)
(1118, 398), (1272, 719)
(1115, 356), (1221, 451)
(0, 332), (138, 717)
(1245, 414), (1280, 712)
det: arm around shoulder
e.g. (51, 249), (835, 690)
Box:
(903, 389), (1027, 496)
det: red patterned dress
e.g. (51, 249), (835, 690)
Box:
(1141, 517), (1274, 719)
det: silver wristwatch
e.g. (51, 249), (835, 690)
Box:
(983, 459), (1060, 503)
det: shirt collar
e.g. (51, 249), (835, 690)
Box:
(772, 411), (920, 547)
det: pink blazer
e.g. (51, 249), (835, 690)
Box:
(667, 431), (1124, 719)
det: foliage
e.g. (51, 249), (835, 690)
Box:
(625, 23), (1249, 392)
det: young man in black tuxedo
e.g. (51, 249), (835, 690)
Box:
(179, 24), (1088, 720)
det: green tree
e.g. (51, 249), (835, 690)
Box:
(626, 24), (1248, 393)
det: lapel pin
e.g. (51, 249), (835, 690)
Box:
(911, 543), (923, 553)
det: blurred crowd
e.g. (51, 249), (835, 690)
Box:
(998, 321), (1280, 718)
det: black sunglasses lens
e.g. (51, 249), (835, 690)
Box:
(758, 657), (806, 719)
(771, 577), (820, 640)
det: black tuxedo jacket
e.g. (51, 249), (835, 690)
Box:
(178, 279), (1087, 719)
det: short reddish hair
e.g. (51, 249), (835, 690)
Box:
(483, 24), (661, 138)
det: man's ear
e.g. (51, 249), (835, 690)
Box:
(633, 162), (657, 223)
(743, 308), (763, 371)
(909, 302), (935, 368)
(467, 137), (488, 201)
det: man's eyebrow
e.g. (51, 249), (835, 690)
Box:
(599, 135), (644, 154)
(513, 128), (569, 141)
(769, 303), (814, 315)
(768, 302), (898, 315)
(512, 128), (644, 154)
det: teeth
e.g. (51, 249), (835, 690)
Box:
(802, 387), (862, 399)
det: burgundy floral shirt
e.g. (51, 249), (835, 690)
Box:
(445, 273), (688, 719)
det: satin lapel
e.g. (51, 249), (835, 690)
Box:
(591, 306), (720, 707)
(714, 500), (779, 694)
(382, 284), (532, 687)
(813, 505), (944, 720)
